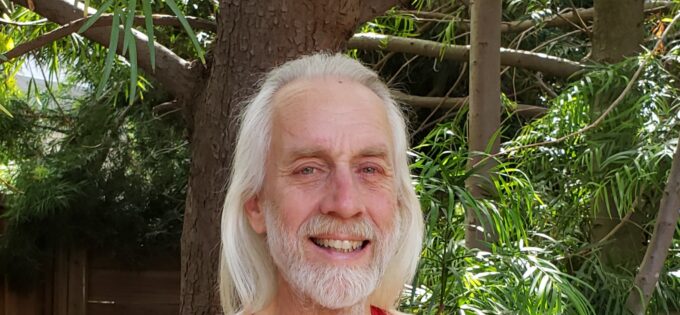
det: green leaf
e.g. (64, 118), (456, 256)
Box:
(122, 0), (137, 54)
(164, 0), (205, 63)
(141, 0), (155, 72)
(84, 0), (90, 17)
(0, 54), (6, 61)
(0, 104), (12, 117)
(77, 0), (113, 34)
(128, 37), (138, 105)
(96, 8), (120, 98)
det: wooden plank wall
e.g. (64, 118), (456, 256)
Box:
(1, 278), (44, 315)
(0, 249), (180, 315)
(86, 252), (180, 315)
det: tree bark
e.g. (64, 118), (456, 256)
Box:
(592, 0), (645, 63)
(179, 1), (399, 314)
(589, 0), (647, 271)
(348, 33), (584, 78)
(625, 137), (680, 314)
(465, 0), (501, 250)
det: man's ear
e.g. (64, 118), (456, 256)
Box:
(244, 196), (266, 234)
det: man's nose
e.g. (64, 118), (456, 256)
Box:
(320, 167), (365, 219)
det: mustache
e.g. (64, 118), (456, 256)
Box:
(298, 215), (377, 241)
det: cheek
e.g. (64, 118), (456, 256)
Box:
(271, 187), (323, 231)
(363, 189), (399, 231)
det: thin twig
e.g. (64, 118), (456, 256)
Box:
(491, 12), (680, 161)
(373, 51), (395, 72)
(0, 17), (47, 25)
(554, 8), (589, 35)
(568, 0), (591, 34)
(534, 72), (558, 98)
(533, 29), (585, 52)
(498, 61), (645, 155)
(395, 2), (671, 34)
(597, 209), (637, 245)
(387, 54), (419, 86)
(34, 54), (67, 118)
(417, 96), (468, 134)
(414, 62), (468, 134)
(559, 202), (639, 261)
(0, 177), (22, 194)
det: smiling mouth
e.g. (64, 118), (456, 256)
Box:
(310, 238), (370, 253)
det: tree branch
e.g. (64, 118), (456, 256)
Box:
(397, 1), (671, 33)
(348, 33), (585, 77)
(622, 15), (680, 314)
(625, 137), (680, 315)
(392, 91), (546, 119)
(2, 14), (215, 63)
(495, 9), (680, 160)
(9, 0), (201, 100)
(2, 16), (87, 62)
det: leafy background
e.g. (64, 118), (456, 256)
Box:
(1, 0), (680, 314)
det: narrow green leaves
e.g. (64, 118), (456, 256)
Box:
(0, 104), (12, 117)
(164, 0), (205, 64)
(122, 0), (136, 54)
(96, 7), (120, 99)
(77, 0), (113, 33)
(119, 0), (139, 105)
(128, 38), (138, 105)
(141, 0), (155, 72)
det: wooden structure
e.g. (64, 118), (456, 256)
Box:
(0, 248), (180, 315)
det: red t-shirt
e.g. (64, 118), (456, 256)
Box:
(370, 306), (388, 315)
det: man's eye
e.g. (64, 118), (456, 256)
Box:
(299, 167), (315, 175)
(362, 166), (377, 174)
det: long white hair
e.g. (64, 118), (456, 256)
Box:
(219, 53), (423, 314)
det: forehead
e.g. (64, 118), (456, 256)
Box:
(269, 76), (393, 158)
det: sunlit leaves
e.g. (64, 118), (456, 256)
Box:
(163, 0), (205, 64)
(67, 0), (207, 104)
(77, 0), (113, 33)
(407, 114), (594, 314)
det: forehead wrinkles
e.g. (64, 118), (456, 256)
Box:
(268, 76), (397, 169)
(271, 77), (393, 133)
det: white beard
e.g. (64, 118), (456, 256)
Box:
(264, 203), (401, 311)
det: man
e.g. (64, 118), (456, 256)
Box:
(219, 53), (424, 315)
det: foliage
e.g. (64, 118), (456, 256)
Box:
(2, 0), (680, 314)
(507, 56), (680, 314)
(403, 111), (594, 314)
(354, 2), (680, 313)
(401, 53), (680, 314)
(0, 66), (188, 287)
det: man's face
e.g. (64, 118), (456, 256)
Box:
(245, 76), (401, 309)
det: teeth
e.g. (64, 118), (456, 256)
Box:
(313, 238), (364, 252)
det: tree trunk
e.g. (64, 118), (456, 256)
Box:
(589, 0), (646, 271)
(179, 1), (398, 314)
(625, 135), (680, 314)
(465, 0), (501, 250)
(592, 0), (645, 63)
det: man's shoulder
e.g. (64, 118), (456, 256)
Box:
(389, 310), (412, 315)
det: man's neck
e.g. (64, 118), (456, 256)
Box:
(254, 274), (372, 315)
